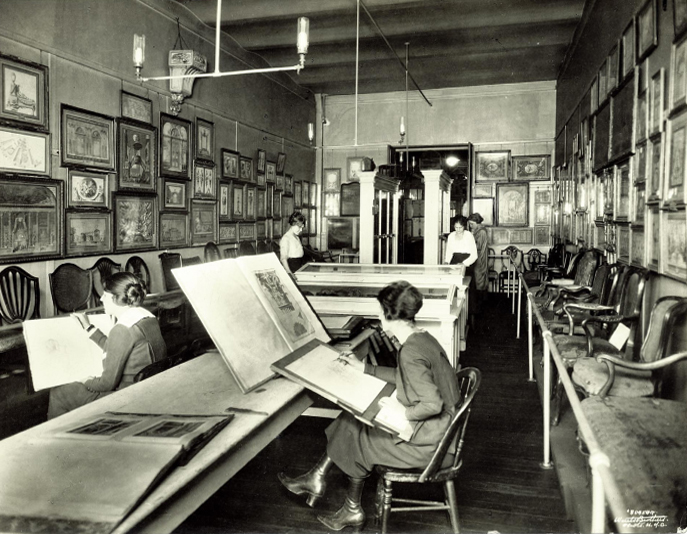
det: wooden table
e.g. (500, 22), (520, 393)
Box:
(0, 351), (311, 534)
(581, 396), (687, 533)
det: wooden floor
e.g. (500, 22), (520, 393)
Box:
(174, 293), (576, 534)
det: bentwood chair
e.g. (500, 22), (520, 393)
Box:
(375, 367), (481, 534)
(204, 241), (221, 262)
(0, 266), (40, 325)
(90, 257), (121, 305)
(125, 256), (151, 291)
(49, 263), (93, 314)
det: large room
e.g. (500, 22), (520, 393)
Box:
(0, 1), (686, 533)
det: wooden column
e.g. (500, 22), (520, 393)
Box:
(423, 170), (453, 265)
(359, 171), (400, 264)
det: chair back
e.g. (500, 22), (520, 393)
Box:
(640, 297), (687, 364)
(501, 246), (522, 270)
(0, 266), (40, 325)
(159, 252), (182, 291)
(418, 367), (481, 483)
(50, 263), (93, 314)
(257, 241), (270, 254)
(487, 247), (496, 271)
(547, 243), (566, 268)
(616, 267), (650, 359)
(597, 263), (619, 306)
(524, 248), (546, 272)
(204, 242), (221, 262)
(125, 256), (151, 291)
(181, 256), (202, 267)
(91, 257), (122, 304)
(572, 249), (601, 286)
(223, 247), (238, 259)
(564, 249), (585, 278)
(238, 241), (256, 256)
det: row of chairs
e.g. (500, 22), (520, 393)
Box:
(489, 246), (550, 293)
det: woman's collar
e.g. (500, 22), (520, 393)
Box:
(117, 306), (155, 327)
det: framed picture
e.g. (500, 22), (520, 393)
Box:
(598, 60), (608, 103)
(193, 161), (216, 199)
(163, 180), (187, 211)
(671, 35), (687, 113)
(266, 185), (274, 217)
(621, 20), (635, 80)
(347, 157), (364, 182)
(473, 183), (493, 198)
(68, 169), (109, 208)
(611, 78), (637, 161)
(637, 0), (658, 61)
(594, 102), (611, 171)
(114, 193), (157, 252)
(294, 180), (302, 207)
(273, 218), (282, 238)
(221, 149), (239, 179)
(300, 208), (309, 235)
(650, 69), (665, 135)
(615, 161), (631, 220)
(277, 152), (287, 174)
(534, 188), (552, 204)
(496, 182), (529, 226)
(273, 190), (282, 218)
(648, 207), (661, 269)
(285, 174), (293, 195)
(491, 228), (510, 246)
(256, 220), (267, 239)
(195, 118), (214, 162)
(282, 195), (294, 219)
(276, 173), (284, 191)
(665, 110), (687, 207)
(635, 142), (647, 184)
(309, 208), (317, 236)
(534, 226), (549, 246)
(120, 91), (152, 124)
(472, 198), (494, 226)
(663, 210), (686, 278)
(607, 43), (619, 93)
(257, 149), (266, 174)
(245, 186), (256, 221)
(160, 113), (191, 179)
(476, 151), (510, 182)
(591, 77), (599, 113)
(323, 168), (341, 193)
(0, 126), (49, 176)
(257, 172), (266, 187)
(310, 181), (318, 206)
(61, 105), (115, 170)
(340, 182), (359, 216)
(648, 133), (664, 202)
(634, 185), (646, 225)
(65, 210), (111, 257)
(257, 188), (266, 218)
(534, 203), (551, 226)
(635, 87), (649, 146)
(118, 119), (156, 191)
(510, 228), (533, 245)
(675, 0), (687, 40)
(631, 228), (646, 266)
(219, 222), (238, 244)
(239, 222), (256, 241)
(232, 183), (245, 220)
(616, 225), (630, 262)
(266, 161), (277, 185)
(219, 183), (231, 219)
(239, 156), (253, 182)
(159, 212), (189, 248)
(190, 199), (217, 246)
(0, 54), (48, 130)
(512, 155), (550, 181)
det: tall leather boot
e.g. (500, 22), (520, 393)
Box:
(317, 476), (366, 532)
(278, 453), (334, 507)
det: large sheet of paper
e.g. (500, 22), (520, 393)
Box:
(23, 314), (115, 391)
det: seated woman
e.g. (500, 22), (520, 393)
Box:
(280, 211), (306, 277)
(48, 272), (167, 419)
(278, 281), (461, 531)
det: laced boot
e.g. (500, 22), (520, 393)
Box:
(278, 454), (334, 507)
(317, 477), (366, 532)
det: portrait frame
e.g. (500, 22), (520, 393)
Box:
(190, 199), (218, 246)
(195, 118), (214, 162)
(0, 53), (48, 131)
(65, 210), (111, 257)
(294, 180), (302, 207)
(285, 174), (293, 195)
(159, 113), (191, 180)
(472, 198), (494, 226)
(670, 34), (687, 114)
(219, 182), (231, 220)
(67, 169), (109, 209)
(277, 152), (287, 174)
(193, 161), (216, 200)
(0, 126), (50, 176)
(276, 173), (284, 192)
(347, 157), (364, 182)
(675, 0), (687, 40)
(324, 168), (341, 193)
(221, 149), (239, 179)
(534, 226), (550, 246)
(496, 182), (529, 227)
(219, 222), (238, 244)
(266, 161), (277, 185)
(117, 119), (157, 192)
(61, 104), (115, 170)
(113, 192), (158, 253)
(621, 20), (636, 81)
(163, 179), (187, 211)
(665, 109), (687, 208)
(159, 212), (189, 249)
(257, 149), (266, 174)
(650, 69), (665, 135)
(120, 91), (152, 124)
(512, 155), (551, 181)
(663, 209), (687, 278)
(637, 0), (658, 62)
(473, 183), (493, 198)
(232, 182), (245, 220)
(239, 156), (254, 183)
(0, 177), (62, 263)
(476, 151), (510, 182)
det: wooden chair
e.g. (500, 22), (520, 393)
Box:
(374, 367), (481, 534)
(125, 256), (151, 291)
(257, 240), (270, 254)
(204, 242), (221, 262)
(223, 247), (238, 259)
(521, 248), (546, 288)
(238, 241), (256, 256)
(486, 247), (498, 292)
(534, 249), (601, 311)
(159, 252), (182, 292)
(90, 257), (121, 305)
(0, 266), (40, 325)
(49, 263), (93, 314)
(497, 246), (522, 293)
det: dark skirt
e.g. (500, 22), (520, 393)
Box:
(287, 256), (305, 273)
(48, 382), (110, 419)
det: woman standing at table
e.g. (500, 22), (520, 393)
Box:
(278, 281), (460, 531)
(444, 216), (477, 266)
(48, 272), (167, 419)
(280, 211), (306, 277)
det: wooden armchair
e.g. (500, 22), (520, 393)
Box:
(533, 249), (601, 311)
(521, 248), (546, 288)
(497, 246), (522, 293)
(303, 244), (339, 262)
(49, 263), (93, 314)
(204, 242), (221, 262)
(0, 266), (40, 325)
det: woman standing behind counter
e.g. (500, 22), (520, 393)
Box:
(280, 211), (306, 277)
(444, 216), (477, 266)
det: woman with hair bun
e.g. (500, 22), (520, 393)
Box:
(48, 272), (167, 419)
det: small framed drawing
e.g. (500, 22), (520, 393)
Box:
(245, 187), (256, 221)
(665, 110), (687, 208)
(472, 198), (494, 226)
(221, 149), (239, 179)
(534, 187), (552, 204)
(310, 181), (318, 206)
(512, 155), (551, 181)
(618, 225), (631, 262)
(324, 168), (341, 192)
(273, 217), (282, 238)
(636, 0), (658, 61)
(256, 220), (267, 239)
(195, 118), (214, 162)
(476, 151), (510, 182)
(232, 183), (245, 220)
(607, 42), (619, 94)
(219, 222), (238, 244)
(0, 53), (48, 130)
(473, 183), (493, 198)
(648, 134), (664, 202)
(163, 180), (187, 211)
(193, 161), (216, 199)
(634, 186), (646, 226)
(648, 207), (661, 270)
(510, 228), (533, 245)
(663, 209), (687, 278)
(190, 199), (218, 246)
(276, 173), (284, 191)
(160, 113), (191, 179)
(675, 0), (687, 40)
(61, 105), (115, 170)
(294, 180), (302, 207)
(491, 228), (510, 246)
(266, 161), (277, 184)
(631, 229), (646, 266)
(615, 161), (631, 220)
(120, 91), (152, 124)
(650, 69), (665, 135)
(159, 212), (189, 248)
(257, 172), (266, 187)
(0, 126), (49, 176)
(496, 182), (529, 226)
(66, 210), (111, 257)
(302, 181), (311, 207)
(670, 35), (687, 113)
(219, 183), (231, 220)
(257, 149), (266, 174)
(239, 222), (256, 241)
(118, 119), (156, 191)
(68, 169), (109, 208)
(534, 226), (550, 246)
(114, 193), (157, 252)
(257, 188), (266, 218)
(534, 203), (551, 226)
(285, 174), (293, 195)
(277, 152), (287, 174)
(266, 185), (274, 217)
(239, 156), (253, 182)
(347, 157), (364, 182)
(309, 208), (317, 236)
(274, 191), (282, 218)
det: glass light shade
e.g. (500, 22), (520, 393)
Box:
(399, 116), (405, 136)
(308, 122), (314, 142)
(133, 34), (145, 67)
(297, 17), (310, 54)
(445, 155), (460, 167)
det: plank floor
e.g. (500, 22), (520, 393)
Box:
(174, 293), (576, 534)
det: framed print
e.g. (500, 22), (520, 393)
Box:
(325, 190), (340, 217)
(61, 105), (115, 171)
(163, 180), (187, 211)
(650, 69), (665, 135)
(510, 228), (533, 245)
(160, 113), (191, 179)
(615, 161), (631, 220)
(496, 182), (529, 226)
(219, 183), (230, 219)
(190, 199), (217, 246)
(273, 217), (282, 238)
(534, 188), (552, 204)
(238, 222), (255, 241)
(0, 54), (48, 130)
(634, 185), (646, 225)
(277, 152), (287, 174)
(68, 169), (109, 208)
(120, 91), (152, 124)
(0, 178), (61, 263)
(240, 156), (253, 182)
(631, 229), (646, 266)
(285, 174), (293, 195)
(276, 173), (284, 191)
(340, 182), (360, 216)
(534, 226), (549, 246)
(593, 102), (611, 171)
(266, 161), (277, 185)
(195, 118), (214, 162)
(327, 217), (358, 249)
(611, 79), (636, 161)
(491, 228), (510, 246)
(118, 119), (156, 191)
(257, 188), (266, 218)
(257, 172), (266, 187)
(671, 35), (687, 113)
(310, 181), (318, 206)
(598, 60), (608, 103)
(66, 210), (111, 257)
(221, 149), (239, 179)
(219, 222), (238, 244)
(257, 149), (266, 174)
(266, 185), (274, 217)
(282, 195), (294, 219)
(114, 193), (157, 252)
(648, 133), (663, 202)
(232, 182), (245, 220)
(637, 0), (658, 61)
(246, 186), (256, 221)
(160, 212), (189, 248)
(294, 180), (302, 207)
(617, 225), (631, 262)
(665, 110), (687, 207)
(635, 142), (647, 184)
(472, 198), (494, 226)
(309, 208), (317, 236)
(256, 220), (267, 239)
(663, 210), (686, 278)
(607, 43), (619, 93)
(273, 190), (282, 218)
(347, 157), (364, 182)
(675, 0), (687, 40)
(648, 207), (661, 269)
(621, 20), (635, 80)
(591, 77), (599, 113)
(512, 155), (550, 181)
(0, 126), (49, 176)
(635, 88), (648, 146)
(473, 183), (493, 198)
(476, 151), (510, 182)
(534, 203), (551, 226)
(193, 161), (216, 199)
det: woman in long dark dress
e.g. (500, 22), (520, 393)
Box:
(278, 281), (461, 531)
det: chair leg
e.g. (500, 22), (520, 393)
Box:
(444, 480), (460, 534)
(551, 372), (565, 426)
(380, 477), (393, 534)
